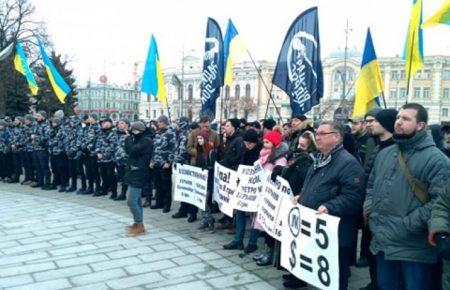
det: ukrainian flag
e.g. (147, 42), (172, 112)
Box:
(422, 0), (450, 28)
(14, 42), (38, 95)
(404, 0), (424, 84)
(141, 35), (167, 107)
(353, 28), (384, 118)
(37, 38), (70, 104)
(223, 19), (245, 86)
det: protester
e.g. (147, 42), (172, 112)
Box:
(193, 128), (217, 232)
(150, 115), (176, 213)
(364, 103), (450, 290)
(124, 121), (153, 237)
(292, 121), (365, 290)
(442, 123), (450, 158)
(31, 111), (52, 189)
(95, 118), (118, 198)
(223, 128), (262, 252)
(115, 119), (130, 200)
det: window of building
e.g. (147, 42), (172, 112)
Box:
(423, 88), (430, 99)
(188, 84), (193, 101)
(442, 108), (448, 117)
(444, 70), (450, 80)
(391, 71), (398, 80)
(390, 89), (397, 100)
(413, 88), (421, 99)
(443, 88), (450, 99)
(400, 70), (406, 80)
(225, 85), (230, 99)
(423, 70), (431, 79)
(235, 84), (240, 99)
(245, 84), (251, 97)
(399, 88), (407, 99)
(146, 110), (149, 118)
(153, 110), (157, 118)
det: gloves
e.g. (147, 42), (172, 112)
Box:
(429, 232), (450, 260)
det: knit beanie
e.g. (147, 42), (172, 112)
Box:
(263, 130), (282, 147)
(291, 114), (307, 122)
(130, 121), (146, 132)
(37, 110), (47, 119)
(375, 109), (398, 133)
(364, 107), (383, 119)
(25, 114), (35, 122)
(243, 129), (259, 143)
(157, 115), (169, 125)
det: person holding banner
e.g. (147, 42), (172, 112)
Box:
(223, 128), (262, 252)
(252, 127), (288, 267)
(124, 121), (153, 237)
(192, 128), (217, 232)
(292, 121), (365, 290)
(217, 119), (245, 231)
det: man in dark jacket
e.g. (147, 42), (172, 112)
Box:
(359, 109), (397, 290)
(95, 118), (118, 198)
(31, 111), (52, 189)
(124, 121), (153, 237)
(293, 121), (365, 290)
(364, 103), (450, 290)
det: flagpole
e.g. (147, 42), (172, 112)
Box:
(245, 50), (283, 121)
(405, 30), (416, 104)
(380, 92), (387, 109)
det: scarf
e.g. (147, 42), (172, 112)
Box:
(259, 147), (273, 166)
(313, 143), (343, 170)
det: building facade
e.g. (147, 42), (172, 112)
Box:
(139, 52), (450, 124)
(75, 83), (140, 121)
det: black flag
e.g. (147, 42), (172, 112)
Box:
(200, 18), (224, 120)
(272, 7), (323, 116)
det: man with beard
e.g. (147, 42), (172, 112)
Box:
(364, 103), (450, 290)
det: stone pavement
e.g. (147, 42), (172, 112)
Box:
(0, 183), (370, 290)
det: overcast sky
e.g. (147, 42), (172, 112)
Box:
(33, 0), (450, 86)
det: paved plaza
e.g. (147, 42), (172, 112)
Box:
(0, 184), (370, 290)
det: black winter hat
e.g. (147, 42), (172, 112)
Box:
(243, 129), (259, 143)
(292, 114), (307, 122)
(227, 118), (241, 130)
(364, 107), (383, 119)
(375, 109), (398, 133)
(263, 119), (276, 130)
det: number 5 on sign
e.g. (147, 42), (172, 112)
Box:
(280, 204), (340, 290)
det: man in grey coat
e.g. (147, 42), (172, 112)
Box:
(364, 103), (450, 290)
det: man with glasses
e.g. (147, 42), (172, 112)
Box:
(292, 121), (365, 290)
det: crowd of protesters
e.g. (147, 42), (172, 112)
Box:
(0, 102), (449, 290)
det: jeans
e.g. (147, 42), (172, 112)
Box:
(127, 186), (143, 223)
(248, 228), (261, 246)
(376, 252), (435, 290)
(233, 210), (246, 244)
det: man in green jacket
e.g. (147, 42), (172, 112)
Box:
(429, 182), (450, 290)
(364, 103), (450, 290)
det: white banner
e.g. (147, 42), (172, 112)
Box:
(231, 161), (266, 212)
(173, 163), (208, 211)
(256, 176), (293, 241)
(213, 162), (238, 217)
(281, 204), (340, 290)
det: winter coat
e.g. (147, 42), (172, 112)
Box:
(115, 130), (129, 166)
(219, 131), (245, 171)
(300, 145), (365, 247)
(65, 124), (82, 160)
(364, 130), (450, 264)
(48, 125), (67, 156)
(0, 128), (10, 154)
(124, 133), (152, 188)
(23, 123), (35, 152)
(95, 127), (118, 163)
(279, 151), (313, 196)
(240, 142), (262, 166)
(32, 120), (52, 151)
(363, 138), (395, 187)
(9, 125), (26, 152)
(151, 125), (176, 167)
(260, 142), (289, 172)
(174, 123), (190, 164)
(79, 123), (100, 157)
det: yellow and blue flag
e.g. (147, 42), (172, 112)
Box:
(223, 19), (245, 86)
(353, 28), (384, 118)
(404, 0), (424, 84)
(37, 38), (71, 103)
(14, 42), (38, 95)
(422, 0), (450, 28)
(141, 35), (167, 107)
